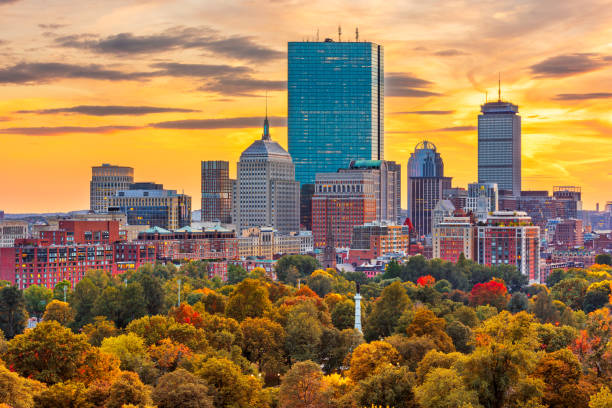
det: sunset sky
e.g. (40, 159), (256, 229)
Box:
(0, 0), (611, 213)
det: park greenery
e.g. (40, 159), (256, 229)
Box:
(0, 254), (612, 407)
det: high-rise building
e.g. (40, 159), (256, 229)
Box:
(478, 97), (521, 197)
(201, 161), (233, 224)
(236, 118), (300, 234)
(90, 164), (134, 213)
(407, 141), (452, 238)
(312, 171), (377, 248)
(288, 40), (384, 186)
(553, 219), (584, 249)
(475, 211), (540, 283)
(340, 160), (401, 223)
(108, 185), (191, 231)
(433, 215), (475, 262)
(553, 186), (582, 219)
(466, 182), (499, 215)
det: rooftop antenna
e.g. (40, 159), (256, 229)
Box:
(485, 91), (488, 103)
(338, 25), (342, 42)
(316, 28), (319, 41)
(498, 72), (501, 102)
(262, 91), (270, 140)
(355, 27), (359, 42)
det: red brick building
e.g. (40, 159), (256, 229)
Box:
(348, 222), (411, 265)
(432, 216), (475, 263)
(553, 219), (584, 249)
(40, 220), (120, 245)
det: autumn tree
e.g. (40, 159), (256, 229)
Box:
(386, 334), (438, 371)
(275, 255), (320, 283)
(354, 364), (418, 408)
(551, 278), (589, 310)
(347, 340), (400, 382)
(406, 308), (455, 352)
(152, 369), (213, 408)
(583, 281), (612, 313)
(0, 361), (45, 408)
(70, 277), (101, 328)
(240, 317), (286, 380)
(317, 327), (363, 374)
(82, 316), (119, 346)
(330, 298), (355, 330)
(33, 381), (91, 408)
(364, 281), (412, 341)
(0, 285), (28, 339)
(42, 299), (74, 326)
(415, 367), (481, 408)
(279, 360), (326, 408)
(101, 332), (151, 374)
(284, 302), (323, 362)
(225, 279), (272, 322)
(469, 280), (509, 310)
(105, 371), (152, 408)
(589, 387), (612, 408)
(595, 254), (612, 266)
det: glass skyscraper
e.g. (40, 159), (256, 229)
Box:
(288, 40), (384, 186)
(478, 100), (521, 196)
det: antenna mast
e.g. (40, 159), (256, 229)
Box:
(355, 27), (359, 42)
(338, 25), (342, 42)
(316, 28), (319, 41)
(498, 72), (501, 102)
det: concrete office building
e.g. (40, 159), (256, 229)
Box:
(90, 164), (134, 213)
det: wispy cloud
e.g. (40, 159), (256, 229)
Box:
(0, 62), (152, 84)
(38, 23), (67, 29)
(16, 105), (199, 116)
(0, 125), (140, 135)
(200, 78), (286, 96)
(530, 53), (610, 77)
(151, 116), (286, 129)
(396, 110), (454, 115)
(56, 27), (284, 63)
(434, 49), (467, 57)
(385, 73), (440, 97)
(554, 92), (612, 100)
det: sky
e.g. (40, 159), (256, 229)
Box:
(0, 0), (611, 213)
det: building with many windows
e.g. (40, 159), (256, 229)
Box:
(0, 220), (28, 248)
(108, 185), (191, 231)
(478, 99), (521, 197)
(235, 118), (300, 234)
(407, 141), (452, 238)
(90, 164), (134, 213)
(201, 161), (233, 224)
(288, 40), (384, 186)
(348, 221), (411, 264)
(432, 215), (475, 262)
(312, 171), (377, 248)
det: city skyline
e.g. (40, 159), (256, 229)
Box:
(1, 0), (611, 213)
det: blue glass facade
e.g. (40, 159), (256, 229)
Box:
(288, 41), (384, 186)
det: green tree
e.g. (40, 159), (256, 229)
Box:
(507, 292), (529, 313)
(52, 280), (72, 302)
(275, 255), (320, 283)
(23, 284), (52, 318)
(583, 281), (611, 313)
(317, 327), (362, 374)
(364, 281), (411, 341)
(446, 320), (473, 353)
(331, 299), (355, 330)
(119, 282), (148, 327)
(70, 278), (101, 328)
(42, 299), (74, 326)
(551, 278), (589, 310)
(225, 279), (272, 322)
(227, 264), (248, 285)
(595, 254), (612, 266)
(284, 304), (323, 362)
(92, 286), (122, 323)
(101, 332), (151, 373)
(152, 368), (213, 408)
(134, 272), (164, 315)
(241, 317), (286, 380)
(0, 285), (28, 339)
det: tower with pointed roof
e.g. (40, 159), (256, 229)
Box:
(235, 117), (300, 234)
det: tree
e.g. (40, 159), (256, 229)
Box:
(417, 275), (436, 287)
(533, 348), (590, 408)
(469, 280), (509, 310)
(152, 369), (213, 408)
(240, 317), (286, 380)
(33, 381), (92, 408)
(306, 272), (333, 297)
(275, 255), (320, 283)
(100, 333), (150, 373)
(551, 278), (589, 310)
(595, 254), (612, 266)
(446, 320), (474, 353)
(347, 340), (400, 382)
(225, 279), (272, 322)
(70, 278), (101, 328)
(105, 371), (152, 408)
(227, 264), (248, 285)
(386, 334), (438, 371)
(416, 349), (463, 384)
(354, 364), (418, 408)
(195, 357), (264, 408)
(508, 292), (529, 313)
(0, 285), (27, 339)
(4, 320), (93, 384)
(364, 281), (411, 341)
(148, 338), (191, 372)
(284, 304), (323, 362)
(406, 308), (455, 352)
(118, 282), (148, 327)
(0, 361), (45, 408)
(52, 280), (72, 302)
(317, 327), (363, 374)
(134, 272), (164, 315)
(331, 299), (355, 330)
(92, 286), (122, 323)
(415, 367), (481, 408)
(23, 284), (53, 318)
(532, 289), (561, 324)
(42, 299), (74, 326)
(590, 387), (612, 408)
(279, 360), (326, 408)
(82, 316), (119, 346)
(583, 281), (611, 313)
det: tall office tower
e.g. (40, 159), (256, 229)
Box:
(288, 39), (384, 186)
(312, 171), (377, 248)
(107, 184), (191, 230)
(466, 182), (499, 214)
(407, 141), (452, 238)
(553, 186), (582, 219)
(201, 161), (232, 224)
(478, 93), (521, 197)
(236, 118), (300, 234)
(90, 164), (134, 213)
(340, 160), (401, 223)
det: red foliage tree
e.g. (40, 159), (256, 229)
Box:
(417, 275), (436, 287)
(168, 303), (204, 328)
(469, 280), (509, 310)
(294, 285), (320, 299)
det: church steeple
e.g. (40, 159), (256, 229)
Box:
(262, 92), (271, 141)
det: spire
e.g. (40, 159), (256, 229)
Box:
(262, 92), (270, 140)
(498, 72), (501, 102)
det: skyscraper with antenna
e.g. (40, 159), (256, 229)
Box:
(477, 76), (521, 198)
